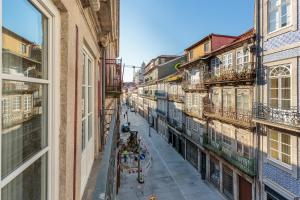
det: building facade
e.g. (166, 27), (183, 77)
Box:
(1, 0), (120, 199)
(255, 0), (300, 199)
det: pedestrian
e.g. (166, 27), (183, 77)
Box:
(123, 113), (125, 119)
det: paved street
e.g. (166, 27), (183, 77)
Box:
(117, 107), (223, 200)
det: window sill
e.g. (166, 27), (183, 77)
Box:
(264, 24), (297, 42)
(266, 157), (293, 174)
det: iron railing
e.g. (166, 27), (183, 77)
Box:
(167, 117), (183, 131)
(204, 62), (255, 84)
(156, 108), (166, 116)
(203, 135), (256, 176)
(105, 58), (122, 95)
(253, 103), (300, 128)
(93, 110), (119, 200)
(182, 82), (206, 91)
(184, 107), (203, 119)
(204, 104), (253, 128)
(168, 94), (184, 103)
(154, 90), (167, 98)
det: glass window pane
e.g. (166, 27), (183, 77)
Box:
(270, 150), (279, 160)
(281, 77), (290, 88)
(2, 80), (48, 178)
(281, 89), (290, 99)
(1, 154), (47, 200)
(270, 79), (278, 88)
(2, 0), (48, 79)
(81, 120), (86, 151)
(281, 100), (290, 109)
(270, 99), (278, 107)
(270, 89), (278, 98)
(282, 154), (291, 165)
(82, 86), (85, 118)
(281, 134), (290, 144)
(88, 59), (92, 85)
(88, 87), (92, 113)
(281, 144), (290, 154)
(88, 115), (92, 140)
(270, 141), (279, 150)
(270, 130), (278, 140)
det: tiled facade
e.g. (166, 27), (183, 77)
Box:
(255, 0), (300, 199)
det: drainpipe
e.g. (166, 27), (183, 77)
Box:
(255, 0), (262, 199)
(73, 25), (79, 200)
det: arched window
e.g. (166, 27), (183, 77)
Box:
(269, 65), (291, 109)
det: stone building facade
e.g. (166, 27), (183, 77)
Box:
(0, 0), (120, 199)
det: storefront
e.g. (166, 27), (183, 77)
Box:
(210, 156), (220, 189)
(223, 165), (234, 200)
(186, 141), (198, 169)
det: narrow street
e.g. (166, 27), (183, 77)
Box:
(117, 107), (223, 200)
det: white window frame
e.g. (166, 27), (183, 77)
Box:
(267, 0), (292, 33)
(204, 42), (209, 53)
(268, 129), (292, 169)
(12, 95), (21, 111)
(223, 53), (232, 69)
(0, 0), (60, 199)
(269, 65), (291, 109)
(24, 95), (32, 111)
(211, 57), (220, 76)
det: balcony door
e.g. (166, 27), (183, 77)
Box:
(81, 47), (94, 195)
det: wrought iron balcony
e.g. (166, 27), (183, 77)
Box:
(184, 107), (203, 119)
(204, 62), (255, 85)
(167, 117), (183, 131)
(253, 103), (300, 129)
(155, 90), (167, 98)
(168, 94), (184, 103)
(105, 58), (122, 96)
(204, 104), (253, 129)
(182, 81), (206, 91)
(156, 108), (166, 116)
(203, 135), (256, 176)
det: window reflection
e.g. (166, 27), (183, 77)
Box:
(1, 155), (47, 200)
(1, 80), (48, 178)
(2, 0), (48, 79)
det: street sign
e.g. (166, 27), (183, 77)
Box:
(140, 153), (145, 160)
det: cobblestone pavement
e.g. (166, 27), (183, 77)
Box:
(117, 107), (223, 200)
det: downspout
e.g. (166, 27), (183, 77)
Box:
(73, 25), (79, 200)
(101, 48), (106, 149)
(255, 0), (262, 199)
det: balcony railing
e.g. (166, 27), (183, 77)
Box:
(184, 107), (203, 119)
(105, 58), (122, 96)
(204, 104), (253, 128)
(168, 94), (184, 103)
(156, 108), (166, 116)
(155, 90), (167, 98)
(253, 103), (300, 128)
(203, 135), (256, 176)
(204, 62), (255, 85)
(182, 82), (206, 91)
(167, 117), (183, 131)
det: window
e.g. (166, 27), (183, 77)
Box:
(24, 96), (32, 111)
(268, 0), (291, 33)
(211, 58), (220, 76)
(223, 53), (232, 69)
(2, 98), (9, 114)
(237, 91), (250, 114)
(81, 50), (94, 151)
(12, 96), (21, 111)
(204, 42), (209, 53)
(223, 89), (233, 110)
(268, 129), (291, 166)
(237, 51), (243, 65)
(1, 0), (51, 199)
(20, 43), (27, 54)
(269, 65), (290, 109)
(189, 50), (193, 60)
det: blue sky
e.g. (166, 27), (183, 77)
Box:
(3, 0), (43, 44)
(120, 0), (255, 82)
